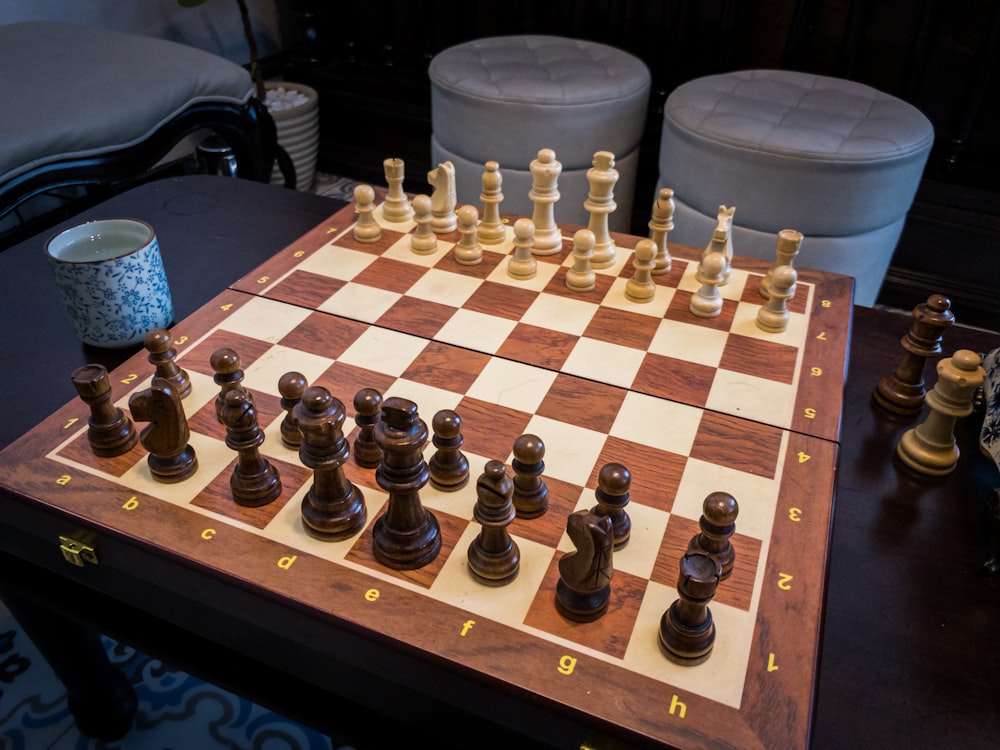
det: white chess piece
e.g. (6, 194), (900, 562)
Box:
(454, 205), (483, 265)
(625, 239), (657, 303)
(585, 151), (618, 268)
(756, 265), (797, 332)
(478, 161), (506, 245)
(428, 161), (457, 234)
(649, 187), (674, 275)
(529, 148), (562, 255)
(760, 229), (803, 299)
(690, 251), (727, 318)
(507, 218), (537, 280)
(409, 194), (437, 254)
(353, 184), (381, 244)
(382, 157), (413, 223)
(565, 229), (596, 293)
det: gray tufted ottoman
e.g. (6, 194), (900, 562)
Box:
(657, 69), (934, 306)
(429, 35), (650, 231)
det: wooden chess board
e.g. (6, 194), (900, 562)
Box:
(0, 197), (852, 749)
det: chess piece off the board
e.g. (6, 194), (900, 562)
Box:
(591, 462), (631, 549)
(145, 328), (190, 399)
(467, 460), (520, 586)
(658, 551), (722, 666)
(429, 408), (469, 491)
(222, 390), (282, 507)
(372, 397), (441, 569)
(295, 386), (367, 540)
(896, 349), (985, 476)
(511, 433), (548, 518)
(873, 294), (955, 416)
(71, 363), (137, 457)
(128, 383), (197, 483)
(556, 510), (614, 622)
(687, 491), (739, 580)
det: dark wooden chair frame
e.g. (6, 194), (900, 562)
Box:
(0, 97), (293, 232)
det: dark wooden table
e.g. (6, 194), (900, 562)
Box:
(1, 175), (997, 749)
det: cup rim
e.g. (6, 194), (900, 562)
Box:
(45, 218), (155, 264)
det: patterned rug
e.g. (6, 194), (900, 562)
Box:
(0, 172), (363, 750)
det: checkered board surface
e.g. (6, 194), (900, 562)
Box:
(232, 199), (853, 443)
(0, 200), (850, 750)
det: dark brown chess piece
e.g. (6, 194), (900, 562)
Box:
(429, 408), (469, 491)
(555, 510), (614, 622)
(352, 387), (382, 468)
(145, 328), (191, 399)
(687, 491), (739, 580)
(371, 397), (441, 569)
(592, 462), (631, 549)
(511, 433), (548, 518)
(278, 371), (307, 449)
(211, 347), (252, 422)
(221, 390), (282, 507)
(658, 551), (721, 666)
(467, 460), (519, 586)
(873, 294), (955, 416)
(128, 383), (197, 483)
(71, 364), (137, 457)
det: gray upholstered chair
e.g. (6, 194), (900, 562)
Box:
(0, 21), (283, 245)
(656, 69), (934, 306)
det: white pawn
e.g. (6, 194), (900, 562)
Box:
(585, 151), (619, 268)
(761, 229), (803, 299)
(478, 161), (506, 245)
(352, 184), (381, 244)
(382, 157), (413, 223)
(649, 187), (674, 275)
(565, 228), (596, 293)
(690, 251), (727, 318)
(529, 148), (562, 255)
(409, 194), (437, 255)
(454, 205), (483, 265)
(428, 161), (457, 234)
(896, 349), (986, 476)
(625, 239), (656, 303)
(507, 218), (537, 280)
(755, 265), (797, 333)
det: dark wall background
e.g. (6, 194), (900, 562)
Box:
(279, 0), (999, 325)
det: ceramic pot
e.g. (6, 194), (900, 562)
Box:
(265, 81), (320, 191)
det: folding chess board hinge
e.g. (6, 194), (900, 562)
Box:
(58, 534), (98, 567)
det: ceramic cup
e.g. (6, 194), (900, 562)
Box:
(45, 218), (174, 348)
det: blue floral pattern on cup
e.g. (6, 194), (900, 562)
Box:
(47, 221), (174, 348)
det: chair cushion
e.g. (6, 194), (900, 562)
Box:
(658, 69), (934, 236)
(0, 21), (254, 181)
(429, 35), (650, 170)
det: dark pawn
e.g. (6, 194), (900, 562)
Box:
(211, 347), (252, 422)
(352, 388), (382, 468)
(145, 328), (191, 399)
(429, 409), (469, 491)
(687, 491), (739, 580)
(71, 364), (137, 457)
(592, 462), (631, 549)
(658, 551), (722, 666)
(371, 397), (441, 570)
(511, 433), (548, 518)
(873, 294), (954, 416)
(278, 371), (307, 448)
(294, 386), (367, 541)
(128, 383), (197, 483)
(555, 510), (614, 622)
(221, 390), (282, 507)
(467, 460), (519, 586)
